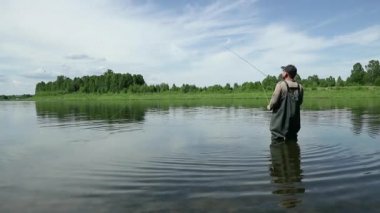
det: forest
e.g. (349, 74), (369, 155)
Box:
(34, 60), (380, 95)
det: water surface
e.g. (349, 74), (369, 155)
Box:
(1, 100), (380, 212)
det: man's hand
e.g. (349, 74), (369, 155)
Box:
(267, 105), (271, 111)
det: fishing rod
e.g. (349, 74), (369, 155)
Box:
(223, 46), (271, 104)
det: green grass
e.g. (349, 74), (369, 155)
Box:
(32, 92), (267, 101)
(31, 86), (380, 102)
(304, 86), (380, 98)
(24, 86), (380, 112)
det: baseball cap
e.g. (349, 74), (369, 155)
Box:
(281, 64), (297, 77)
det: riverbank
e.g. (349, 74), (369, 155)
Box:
(31, 86), (380, 101)
(2, 86), (379, 102)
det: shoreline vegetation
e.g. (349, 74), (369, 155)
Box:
(1, 60), (379, 102)
(11, 87), (380, 112)
(33, 86), (380, 100)
(1, 86), (378, 101)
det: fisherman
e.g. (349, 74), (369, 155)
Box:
(267, 65), (304, 141)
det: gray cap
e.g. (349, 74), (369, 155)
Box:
(281, 64), (297, 77)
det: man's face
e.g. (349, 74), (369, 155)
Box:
(281, 70), (287, 79)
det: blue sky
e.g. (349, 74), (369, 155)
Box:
(1, 0), (380, 95)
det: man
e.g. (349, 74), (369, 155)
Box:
(267, 65), (304, 141)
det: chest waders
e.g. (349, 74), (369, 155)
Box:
(270, 81), (301, 141)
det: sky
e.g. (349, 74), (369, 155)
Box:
(1, 0), (380, 95)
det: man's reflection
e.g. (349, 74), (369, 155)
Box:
(269, 140), (305, 208)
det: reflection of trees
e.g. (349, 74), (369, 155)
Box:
(351, 108), (364, 135)
(368, 115), (380, 138)
(269, 141), (304, 208)
(304, 99), (380, 137)
(35, 101), (151, 123)
(351, 106), (380, 137)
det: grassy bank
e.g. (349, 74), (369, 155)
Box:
(304, 86), (380, 98)
(33, 92), (266, 101)
(31, 86), (380, 102)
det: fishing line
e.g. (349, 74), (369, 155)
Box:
(223, 46), (271, 104)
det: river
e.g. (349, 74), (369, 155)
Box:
(0, 100), (379, 212)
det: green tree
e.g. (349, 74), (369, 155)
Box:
(336, 76), (345, 87)
(64, 78), (74, 92)
(207, 84), (223, 92)
(233, 83), (240, 91)
(159, 83), (169, 92)
(171, 84), (179, 92)
(325, 76), (336, 87)
(181, 84), (198, 93)
(56, 75), (65, 91)
(365, 60), (380, 85)
(295, 74), (302, 82)
(124, 73), (133, 88)
(224, 83), (232, 91)
(73, 77), (82, 92)
(241, 82), (260, 91)
(110, 73), (120, 92)
(347, 63), (366, 85)
(35, 81), (46, 94)
(133, 74), (145, 85)
(262, 75), (278, 90)
(308, 75), (320, 87)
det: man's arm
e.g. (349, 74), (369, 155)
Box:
(267, 83), (282, 110)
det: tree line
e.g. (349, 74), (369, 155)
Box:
(36, 70), (145, 94)
(35, 60), (380, 95)
(301, 60), (380, 87)
(0, 94), (33, 100)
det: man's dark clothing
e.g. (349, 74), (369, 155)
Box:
(268, 80), (303, 140)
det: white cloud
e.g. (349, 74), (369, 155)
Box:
(0, 0), (379, 94)
(330, 25), (380, 46)
(11, 80), (22, 87)
(21, 68), (57, 80)
(65, 54), (106, 61)
(0, 74), (7, 83)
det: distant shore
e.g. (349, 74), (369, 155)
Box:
(2, 86), (380, 102)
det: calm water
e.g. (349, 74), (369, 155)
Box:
(1, 100), (380, 212)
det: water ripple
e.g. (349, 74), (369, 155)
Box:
(2, 102), (380, 212)
(300, 143), (380, 199)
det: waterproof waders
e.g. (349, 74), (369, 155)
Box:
(270, 81), (301, 140)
